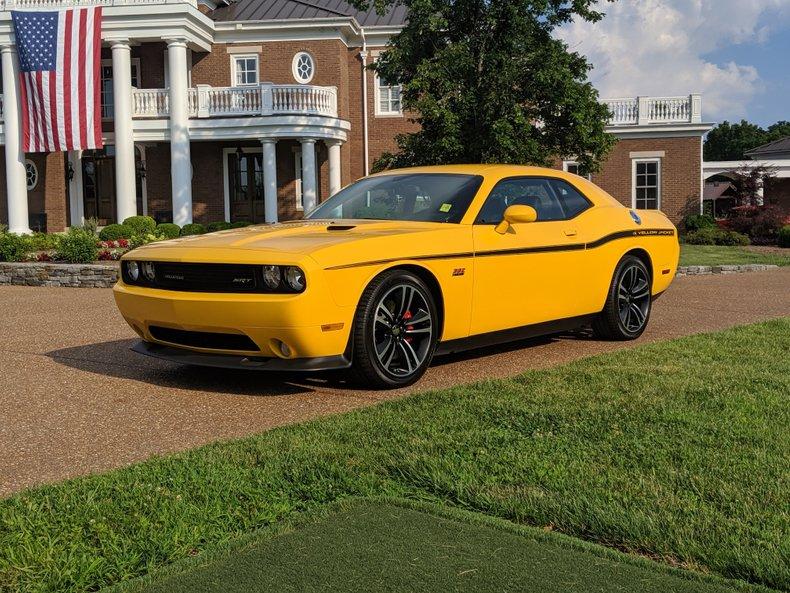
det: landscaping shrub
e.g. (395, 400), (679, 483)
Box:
(0, 233), (27, 262)
(229, 220), (253, 228)
(156, 223), (181, 240)
(728, 205), (784, 244)
(681, 213), (716, 233)
(22, 232), (58, 251)
(180, 223), (206, 236)
(81, 217), (99, 235)
(206, 221), (232, 233)
(99, 224), (133, 241)
(715, 230), (750, 246)
(685, 227), (750, 246)
(56, 228), (99, 263)
(778, 225), (790, 248)
(122, 215), (157, 235)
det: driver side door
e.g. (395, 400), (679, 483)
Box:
(470, 176), (592, 336)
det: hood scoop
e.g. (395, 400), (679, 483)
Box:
(326, 225), (357, 231)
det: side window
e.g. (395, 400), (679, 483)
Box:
(548, 179), (591, 219)
(476, 178), (570, 224)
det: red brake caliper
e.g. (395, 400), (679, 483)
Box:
(403, 310), (414, 343)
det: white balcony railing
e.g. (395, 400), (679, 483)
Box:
(1, 0), (195, 8)
(604, 94), (702, 126)
(131, 83), (338, 119)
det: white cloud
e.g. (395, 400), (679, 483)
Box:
(557, 0), (790, 121)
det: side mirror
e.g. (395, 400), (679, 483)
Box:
(495, 204), (537, 234)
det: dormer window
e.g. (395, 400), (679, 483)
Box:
(292, 52), (314, 84)
(233, 55), (259, 86)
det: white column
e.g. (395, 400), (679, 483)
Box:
(110, 39), (137, 223)
(326, 140), (342, 196)
(261, 138), (278, 223)
(166, 38), (193, 226)
(300, 138), (317, 212)
(67, 150), (85, 227)
(1, 45), (31, 235)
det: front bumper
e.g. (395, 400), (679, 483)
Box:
(113, 280), (355, 362)
(132, 340), (351, 372)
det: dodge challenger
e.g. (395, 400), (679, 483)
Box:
(114, 165), (679, 388)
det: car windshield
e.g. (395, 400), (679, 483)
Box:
(306, 173), (484, 223)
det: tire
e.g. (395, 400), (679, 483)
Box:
(592, 255), (652, 340)
(350, 269), (438, 388)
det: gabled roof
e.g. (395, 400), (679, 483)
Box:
(210, 0), (407, 27)
(745, 136), (790, 159)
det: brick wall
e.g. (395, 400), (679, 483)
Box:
(556, 136), (703, 223)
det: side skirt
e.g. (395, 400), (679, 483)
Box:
(435, 314), (598, 357)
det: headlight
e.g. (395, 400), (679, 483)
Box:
(142, 261), (156, 282)
(284, 266), (306, 292)
(126, 261), (140, 282)
(262, 265), (281, 289)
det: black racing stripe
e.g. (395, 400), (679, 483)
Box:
(586, 228), (675, 249)
(474, 243), (585, 257)
(323, 228), (675, 270)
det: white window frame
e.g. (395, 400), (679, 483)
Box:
(100, 58), (141, 120)
(374, 71), (402, 117)
(631, 158), (662, 210)
(231, 54), (259, 87)
(291, 52), (315, 84)
(562, 160), (591, 180)
(293, 147), (303, 211)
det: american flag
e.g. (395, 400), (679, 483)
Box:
(11, 7), (103, 153)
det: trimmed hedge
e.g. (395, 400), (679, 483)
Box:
(122, 215), (157, 235)
(180, 223), (206, 236)
(206, 221), (232, 233)
(99, 224), (133, 241)
(0, 233), (27, 262)
(685, 227), (750, 246)
(156, 223), (181, 240)
(56, 229), (99, 263)
(778, 225), (790, 248)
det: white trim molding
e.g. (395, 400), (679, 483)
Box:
(629, 150), (665, 159)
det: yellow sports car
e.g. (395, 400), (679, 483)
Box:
(114, 165), (679, 387)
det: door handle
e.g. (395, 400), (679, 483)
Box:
(564, 229), (578, 237)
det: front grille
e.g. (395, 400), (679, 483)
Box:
(149, 326), (260, 351)
(154, 262), (260, 293)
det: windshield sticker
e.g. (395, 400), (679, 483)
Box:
(439, 203), (452, 213)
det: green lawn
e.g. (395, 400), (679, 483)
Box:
(115, 500), (764, 593)
(679, 244), (790, 267)
(1, 320), (788, 592)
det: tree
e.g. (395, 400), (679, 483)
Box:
(703, 120), (768, 161)
(730, 164), (776, 208)
(355, 0), (616, 174)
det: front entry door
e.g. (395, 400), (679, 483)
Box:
(82, 150), (116, 224)
(470, 176), (592, 336)
(228, 152), (265, 223)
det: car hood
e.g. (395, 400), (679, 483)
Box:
(126, 220), (467, 265)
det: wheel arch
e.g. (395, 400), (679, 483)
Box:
(356, 263), (446, 341)
(623, 248), (653, 281)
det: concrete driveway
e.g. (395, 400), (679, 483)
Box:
(1, 268), (789, 496)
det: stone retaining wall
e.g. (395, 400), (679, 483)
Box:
(676, 264), (779, 276)
(0, 262), (119, 288)
(0, 262), (780, 288)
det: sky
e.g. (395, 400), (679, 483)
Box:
(557, 0), (790, 127)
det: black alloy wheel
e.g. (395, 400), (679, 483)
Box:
(592, 255), (652, 340)
(351, 270), (438, 388)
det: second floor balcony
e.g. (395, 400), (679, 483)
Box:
(604, 94), (703, 127)
(131, 83), (338, 120)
